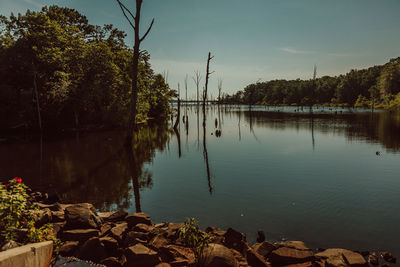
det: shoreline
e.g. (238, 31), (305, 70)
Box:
(5, 192), (396, 267)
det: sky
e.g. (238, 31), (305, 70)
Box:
(1, 0), (400, 98)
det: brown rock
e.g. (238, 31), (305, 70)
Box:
(126, 212), (152, 228)
(206, 226), (227, 236)
(35, 208), (52, 227)
(257, 230), (266, 243)
(165, 223), (183, 241)
(100, 257), (122, 267)
(269, 243), (314, 266)
(160, 244), (195, 264)
(149, 234), (170, 249)
(133, 223), (154, 233)
(52, 222), (66, 236)
(65, 203), (102, 229)
(59, 241), (79, 256)
(110, 222), (128, 243)
(77, 237), (107, 262)
(125, 243), (160, 267)
(155, 263), (172, 267)
(51, 210), (65, 222)
(284, 262), (314, 267)
(124, 231), (149, 247)
(98, 210), (127, 222)
(252, 241), (276, 258)
(276, 241), (311, 251)
(100, 236), (119, 252)
(246, 246), (270, 267)
(62, 228), (99, 242)
(224, 228), (246, 254)
(100, 222), (114, 237)
(169, 257), (189, 266)
(381, 251), (396, 263)
(200, 243), (239, 267)
(316, 248), (367, 267)
(368, 252), (379, 265)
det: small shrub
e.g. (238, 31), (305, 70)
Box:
(0, 177), (59, 248)
(179, 218), (212, 262)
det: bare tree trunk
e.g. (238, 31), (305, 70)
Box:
(116, 0), (154, 147)
(192, 70), (202, 104)
(203, 52), (214, 111)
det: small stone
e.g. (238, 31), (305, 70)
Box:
(110, 222), (128, 243)
(125, 243), (160, 267)
(224, 228), (246, 253)
(51, 210), (65, 222)
(0, 240), (22, 252)
(257, 230), (266, 243)
(100, 236), (119, 252)
(200, 243), (239, 267)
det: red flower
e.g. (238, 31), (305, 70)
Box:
(4, 184), (8, 189)
(13, 177), (22, 184)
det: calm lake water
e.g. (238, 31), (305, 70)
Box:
(1, 105), (400, 256)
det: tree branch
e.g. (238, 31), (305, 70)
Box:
(116, 0), (136, 20)
(140, 18), (154, 42)
(115, 0), (135, 29)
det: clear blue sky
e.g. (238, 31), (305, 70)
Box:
(1, 0), (400, 98)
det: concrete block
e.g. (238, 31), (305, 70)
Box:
(0, 241), (53, 267)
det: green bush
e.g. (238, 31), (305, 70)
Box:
(0, 177), (58, 246)
(178, 218), (212, 262)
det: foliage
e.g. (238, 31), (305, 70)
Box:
(179, 218), (212, 262)
(0, 6), (173, 129)
(223, 57), (400, 109)
(0, 177), (58, 249)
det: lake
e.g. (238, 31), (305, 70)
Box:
(1, 105), (400, 256)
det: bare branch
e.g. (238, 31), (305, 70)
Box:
(116, 0), (135, 29)
(209, 70), (215, 75)
(140, 18), (155, 42)
(115, 0), (136, 20)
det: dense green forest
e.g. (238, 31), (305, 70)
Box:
(0, 6), (173, 130)
(223, 58), (400, 109)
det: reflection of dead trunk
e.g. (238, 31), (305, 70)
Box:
(174, 98), (180, 129)
(173, 126), (182, 158)
(311, 114), (315, 150)
(126, 149), (142, 212)
(202, 111), (213, 194)
(238, 109), (241, 141)
(197, 105), (200, 150)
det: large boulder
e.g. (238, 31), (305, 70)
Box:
(269, 241), (314, 266)
(100, 236), (119, 253)
(77, 237), (107, 262)
(98, 210), (127, 222)
(61, 229), (99, 242)
(110, 222), (128, 243)
(125, 243), (160, 267)
(126, 212), (152, 228)
(200, 243), (239, 267)
(252, 241), (276, 258)
(246, 246), (270, 267)
(223, 228), (246, 254)
(315, 248), (368, 267)
(59, 241), (79, 256)
(65, 203), (102, 229)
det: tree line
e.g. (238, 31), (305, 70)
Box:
(0, 5), (174, 130)
(223, 58), (400, 109)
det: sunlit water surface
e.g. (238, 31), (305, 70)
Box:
(1, 105), (400, 256)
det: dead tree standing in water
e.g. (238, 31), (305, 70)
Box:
(116, 0), (154, 147)
(174, 83), (180, 129)
(203, 52), (214, 113)
(192, 70), (202, 104)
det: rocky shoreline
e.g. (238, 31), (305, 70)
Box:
(7, 192), (398, 267)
